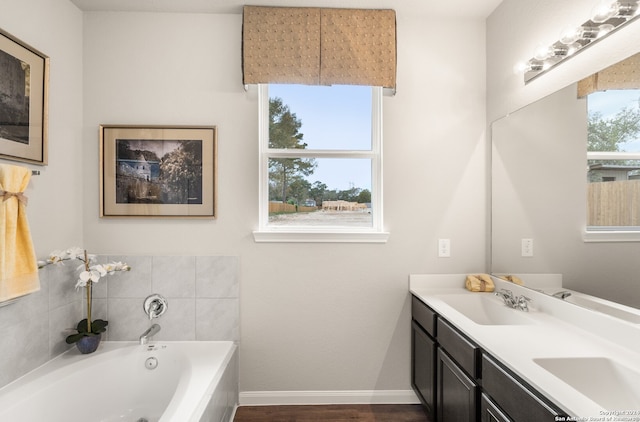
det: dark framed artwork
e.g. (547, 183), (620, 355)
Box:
(100, 125), (217, 218)
(0, 28), (49, 165)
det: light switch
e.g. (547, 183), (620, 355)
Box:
(438, 239), (451, 257)
(521, 238), (533, 257)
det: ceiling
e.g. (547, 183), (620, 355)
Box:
(69, 0), (504, 18)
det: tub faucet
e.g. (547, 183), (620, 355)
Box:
(139, 323), (161, 345)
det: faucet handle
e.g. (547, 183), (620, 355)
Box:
(516, 295), (532, 311)
(143, 294), (168, 320)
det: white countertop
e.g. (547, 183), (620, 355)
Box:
(409, 274), (640, 418)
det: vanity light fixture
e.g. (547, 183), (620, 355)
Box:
(517, 0), (640, 83)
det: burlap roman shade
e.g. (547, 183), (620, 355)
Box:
(578, 53), (640, 98)
(242, 6), (396, 89)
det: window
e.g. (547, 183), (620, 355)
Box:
(586, 89), (640, 236)
(253, 84), (387, 243)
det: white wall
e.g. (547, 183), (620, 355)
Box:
(0, 0), (84, 252)
(487, 0), (640, 308)
(81, 11), (487, 397)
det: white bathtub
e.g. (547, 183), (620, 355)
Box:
(0, 341), (238, 422)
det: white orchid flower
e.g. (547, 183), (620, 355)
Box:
(40, 247), (131, 289)
(65, 247), (85, 260)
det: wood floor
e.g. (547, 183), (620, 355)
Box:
(233, 404), (432, 422)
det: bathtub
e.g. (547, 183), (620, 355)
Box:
(0, 341), (238, 422)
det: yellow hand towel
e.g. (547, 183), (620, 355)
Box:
(0, 164), (40, 302)
(498, 275), (525, 286)
(465, 274), (495, 292)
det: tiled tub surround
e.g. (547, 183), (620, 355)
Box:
(0, 255), (239, 389)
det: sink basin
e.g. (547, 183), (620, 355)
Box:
(534, 357), (640, 410)
(438, 294), (536, 325)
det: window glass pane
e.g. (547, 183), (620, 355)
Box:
(268, 158), (372, 227)
(269, 84), (372, 150)
(587, 89), (640, 229)
(588, 89), (640, 152)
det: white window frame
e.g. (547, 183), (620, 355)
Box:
(253, 84), (388, 243)
(584, 151), (640, 242)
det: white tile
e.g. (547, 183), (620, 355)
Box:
(152, 256), (196, 298)
(195, 298), (239, 341)
(196, 256), (239, 298)
(105, 255), (152, 298)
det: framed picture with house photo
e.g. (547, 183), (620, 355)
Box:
(99, 125), (217, 218)
(0, 28), (49, 165)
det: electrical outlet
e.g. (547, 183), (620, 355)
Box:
(438, 239), (451, 258)
(521, 238), (533, 257)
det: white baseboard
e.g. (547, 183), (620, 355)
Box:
(239, 390), (420, 406)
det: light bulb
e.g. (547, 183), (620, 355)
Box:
(565, 42), (581, 56)
(591, 0), (618, 23)
(560, 26), (582, 44)
(513, 61), (529, 75)
(533, 44), (552, 61)
(598, 23), (615, 37)
(616, 1), (639, 18)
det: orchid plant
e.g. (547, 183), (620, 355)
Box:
(39, 247), (131, 344)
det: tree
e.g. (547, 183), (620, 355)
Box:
(588, 105), (640, 182)
(357, 189), (371, 204)
(588, 107), (640, 153)
(288, 178), (312, 206)
(309, 181), (328, 206)
(269, 97), (316, 202)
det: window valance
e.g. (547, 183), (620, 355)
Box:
(242, 6), (396, 89)
(578, 53), (640, 98)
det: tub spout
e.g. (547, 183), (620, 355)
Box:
(139, 324), (161, 345)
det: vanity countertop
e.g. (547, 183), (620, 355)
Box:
(410, 274), (640, 419)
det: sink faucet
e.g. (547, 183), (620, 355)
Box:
(139, 323), (161, 345)
(495, 289), (532, 312)
(552, 290), (572, 300)
(495, 289), (517, 307)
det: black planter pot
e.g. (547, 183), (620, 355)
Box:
(75, 333), (102, 354)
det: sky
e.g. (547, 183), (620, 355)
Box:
(269, 84), (373, 191)
(587, 89), (640, 152)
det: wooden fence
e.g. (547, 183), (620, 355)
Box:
(587, 179), (640, 226)
(269, 202), (318, 214)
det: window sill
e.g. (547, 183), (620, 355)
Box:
(583, 230), (640, 242)
(253, 230), (389, 243)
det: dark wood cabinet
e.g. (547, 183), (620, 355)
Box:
(411, 294), (566, 422)
(482, 355), (562, 422)
(412, 321), (436, 416)
(480, 393), (511, 422)
(437, 349), (478, 422)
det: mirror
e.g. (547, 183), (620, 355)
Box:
(491, 59), (640, 315)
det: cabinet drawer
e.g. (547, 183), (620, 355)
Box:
(482, 355), (562, 422)
(437, 318), (479, 378)
(412, 295), (436, 337)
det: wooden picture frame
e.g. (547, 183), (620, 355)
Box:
(0, 28), (48, 165)
(100, 125), (217, 218)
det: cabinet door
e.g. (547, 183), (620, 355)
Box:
(412, 321), (436, 417)
(437, 348), (478, 422)
(480, 393), (511, 422)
